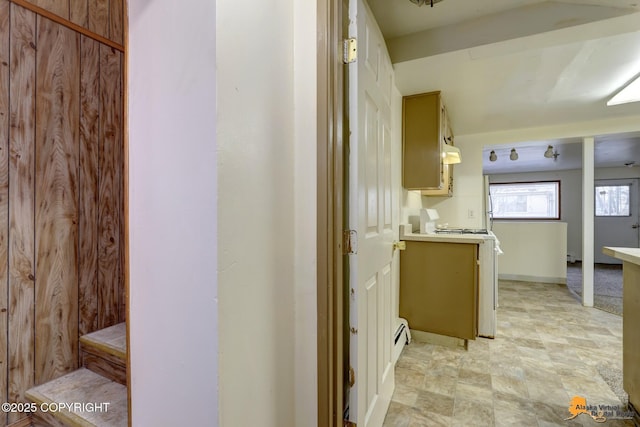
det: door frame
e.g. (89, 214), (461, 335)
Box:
(317, 0), (345, 425)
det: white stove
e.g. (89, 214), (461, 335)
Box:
(434, 228), (489, 235)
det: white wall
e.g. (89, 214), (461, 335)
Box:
(493, 222), (568, 282)
(129, 1), (317, 426)
(401, 190), (423, 229)
(489, 166), (640, 262)
(128, 1), (218, 425)
(423, 135), (486, 229)
(217, 1), (317, 427)
(489, 170), (582, 260)
(596, 166), (640, 180)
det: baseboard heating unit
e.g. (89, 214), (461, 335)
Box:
(393, 319), (411, 363)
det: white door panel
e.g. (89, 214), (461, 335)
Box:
(595, 178), (640, 264)
(348, 0), (397, 425)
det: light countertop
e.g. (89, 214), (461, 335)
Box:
(602, 247), (640, 266)
(400, 224), (489, 244)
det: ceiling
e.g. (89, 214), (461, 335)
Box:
(483, 132), (640, 174)
(365, 0), (640, 174)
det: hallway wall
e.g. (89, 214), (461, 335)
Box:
(128, 0), (220, 426)
(217, 0), (318, 426)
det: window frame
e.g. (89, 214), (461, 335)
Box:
(595, 184), (631, 217)
(490, 180), (561, 221)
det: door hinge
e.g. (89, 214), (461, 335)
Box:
(343, 38), (357, 63)
(343, 230), (358, 254)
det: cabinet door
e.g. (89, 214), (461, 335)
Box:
(399, 241), (478, 339)
(402, 92), (442, 190)
(421, 164), (453, 197)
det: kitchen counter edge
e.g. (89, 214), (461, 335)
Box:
(603, 247), (640, 266)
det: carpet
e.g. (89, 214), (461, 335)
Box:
(596, 361), (628, 407)
(566, 262), (623, 316)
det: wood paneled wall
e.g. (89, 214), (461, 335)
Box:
(0, 1), (124, 424)
(14, 0), (123, 45)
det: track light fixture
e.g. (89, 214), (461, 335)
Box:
(489, 150), (497, 162)
(544, 145), (559, 160)
(409, 0), (445, 7)
(510, 148), (518, 161)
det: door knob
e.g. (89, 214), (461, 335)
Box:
(393, 241), (406, 251)
(633, 223), (639, 229)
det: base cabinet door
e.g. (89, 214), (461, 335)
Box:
(399, 241), (478, 339)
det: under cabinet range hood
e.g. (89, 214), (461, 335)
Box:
(442, 144), (461, 164)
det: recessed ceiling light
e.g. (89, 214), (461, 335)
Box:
(607, 73), (640, 106)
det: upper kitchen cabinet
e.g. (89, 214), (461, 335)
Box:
(402, 91), (455, 195)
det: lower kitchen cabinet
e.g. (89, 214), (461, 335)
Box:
(399, 241), (478, 340)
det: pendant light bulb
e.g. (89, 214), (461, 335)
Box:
(544, 145), (554, 158)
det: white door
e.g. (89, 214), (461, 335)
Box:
(594, 178), (640, 264)
(347, 0), (397, 425)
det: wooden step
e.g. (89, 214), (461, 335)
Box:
(26, 368), (127, 427)
(80, 323), (126, 385)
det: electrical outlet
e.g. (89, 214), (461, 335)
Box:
(468, 209), (475, 219)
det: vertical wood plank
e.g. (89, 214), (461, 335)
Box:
(69, 0), (88, 28)
(8, 4), (36, 423)
(78, 35), (100, 336)
(108, 0), (122, 45)
(0, 1), (10, 425)
(34, 15), (80, 384)
(98, 43), (120, 329)
(87, 0), (108, 39)
(29, 0), (69, 20)
(117, 51), (124, 323)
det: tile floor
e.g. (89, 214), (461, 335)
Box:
(383, 280), (636, 427)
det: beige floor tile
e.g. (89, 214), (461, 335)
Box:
(383, 401), (413, 427)
(452, 399), (494, 426)
(492, 374), (529, 398)
(422, 373), (457, 397)
(392, 383), (420, 406)
(409, 410), (452, 427)
(457, 369), (492, 388)
(455, 381), (494, 405)
(493, 407), (538, 427)
(414, 390), (455, 418)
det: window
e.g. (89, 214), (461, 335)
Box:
(595, 185), (630, 216)
(490, 181), (560, 220)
